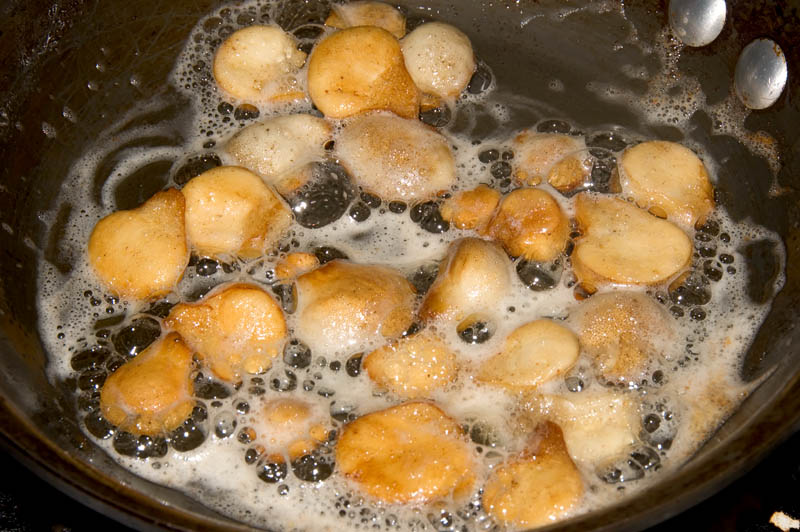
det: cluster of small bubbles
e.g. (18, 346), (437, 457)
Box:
(457, 316), (493, 345)
(213, 410), (238, 439)
(290, 162), (356, 229)
(113, 431), (169, 459)
(173, 153), (222, 186)
(292, 452), (334, 482)
(639, 401), (678, 452)
(194, 372), (232, 400)
(409, 263), (439, 296)
(409, 201), (449, 233)
(283, 339), (312, 368)
(170, 405), (208, 452)
(314, 246), (348, 264)
(599, 445), (661, 484)
(536, 119), (572, 134)
(270, 369), (298, 392)
(468, 420), (500, 448)
(271, 282), (297, 314)
(257, 460), (288, 484)
(516, 259), (562, 291)
(419, 105), (452, 128)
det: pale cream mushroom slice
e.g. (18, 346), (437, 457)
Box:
(307, 26), (420, 119)
(325, 1), (406, 38)
(620, 140), (714, 226)
(419, 237), (511, 324)
(164, 283), (288, 382)
(334, 112), (456, 202)
(572, 193), (693, 289)
(571, 291), (675, 384)
(439, 184), (500, 230)
(478, 320), (579, 391)
(401, 22), (475, 100)
(513, 131), (588, 187)
(483, 421), (583, 528)
(181, 166), (291, 259)
(481, 187), (569, 262)
(100, 333), (195, 436)
(225, 114), (332, 196)
(336, 401), (475, 504)
(363, 330), (458, 398)
(88, 188), (189, 300)
(213, 25), (307, 103)
(294, 260), (416, 355)
(252, 398), (330, 462)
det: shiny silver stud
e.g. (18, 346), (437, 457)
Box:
(668, 0), (726, 47)
(734, 38), (788, 110)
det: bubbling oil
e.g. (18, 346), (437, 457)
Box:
(36, 0), (786, 530)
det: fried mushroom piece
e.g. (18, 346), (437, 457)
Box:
(325, 1), (406, 38)
(419, 238), (512, 324)
(336, 401), (475, 504)
(100, 333), (194, 436)
(294, 260), (417, 355)
(572, 291), (674, 383)
(401, 22), (475, 100)
(334, 112), (456, 202)
(273, 252), (320, 281)
(181, 166), (291, 258)
(513, 131), (588, 187)
(483, 421), (583, 528)
(572, 193), (692, 288)
(225, 114), (332, 196)
(88, 189), (189, 300)
(164, 283), (287, 382)
(481, 188), (569, 262)
(478, 320), (579, 391)
(363, 330), (457, 398)
(439, 184), (500, 230)
(255, 398), (329, 462)
(307, 26), (420, 119)
(213, 25), (307, 103)
(620, 140), (714, 226)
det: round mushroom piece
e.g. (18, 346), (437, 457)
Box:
(401, 22), (476, 100)
(325, 1), (406, 38)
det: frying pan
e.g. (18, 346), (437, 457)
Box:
(0, 0), (798, 530)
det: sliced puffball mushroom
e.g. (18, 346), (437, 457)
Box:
(336, 401), (475, 504)
(401, 22), (476, 100)
(572, 193), (692, 288)
(164, 283), (287, 382)
(325, 1), (406, 38)
(225, 114), (332, 195)
(481, 188), (569, 262)
(88, 188), (189, 300)
(619, 140), (714, 226)
(213, 25), (307, 103)
(254, 398), (330, 462)
(100, 333), (195, 436)
(571, 291), (675, 383)
(439, 184), (501, 230)
(419, 238), (512, 324)
(273, 252), (320, 281)
(478, 320), (579, 390)
(294, 260), (417, 356)
(307, 26), (420, 119)
(483, 421), (583, 528)
(513, 131), (588, 187)
(181, 166), (291, 259)
(334, 112), (456, 202)
(363, 330), (458, 398)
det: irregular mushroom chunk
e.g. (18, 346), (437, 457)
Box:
(334, 112), (456, 202)
(88, 188), (189, 300)
(478, 320), (579, 390)
(325, 1), (406, 38)
(439, 184), (500, 230)
(294, 261), (416, 355)
(100, 333), (194, 435)
(254, 398), (329, 462)
(363, 330), (457, 398)
(483, 422), (583, 528)
(572, 193), (692, 288)
(513, 131), (588, 187)
(481, 188), (569, 262)
(213, 25), (307, 103)
(336, 401), (475, 504)
(164, 283), (288, 382)
(620, 140), (714, 226)
(401, 22), (476, 100)
(307, 26), (419, 119)
(273, 252), (319, 281)
(181, 166), (291, 258)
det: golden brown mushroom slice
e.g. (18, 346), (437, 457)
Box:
(439, 184), (501, 230)
(212, 25), (307, 103)
(620, 140), (714, 226)
(88, 188), (189, 300)
(307, 26), (420, 119)
(334, 112), (456, 202)
(294, 260), (416, 355)
(572, 193), (693, 288)
(336, 401), (475, 504)
(481, 187), (569, 262)
(483, 421), (583, 528)
(254, 398), (330, 462)
(512, 131), (588, 187)
(419, 237), (511, 324)
(325, 1), (406, 38)
(100, 333), (194, 436)
(273, 252), (320, 281)
(363, 330), (458, 398)
(164, 283), (287, 382)
(478, 320), (579, 391)
(572, 291), (674, 383)
(401, 22), (476, 100)
(181, 166), (291, 259)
